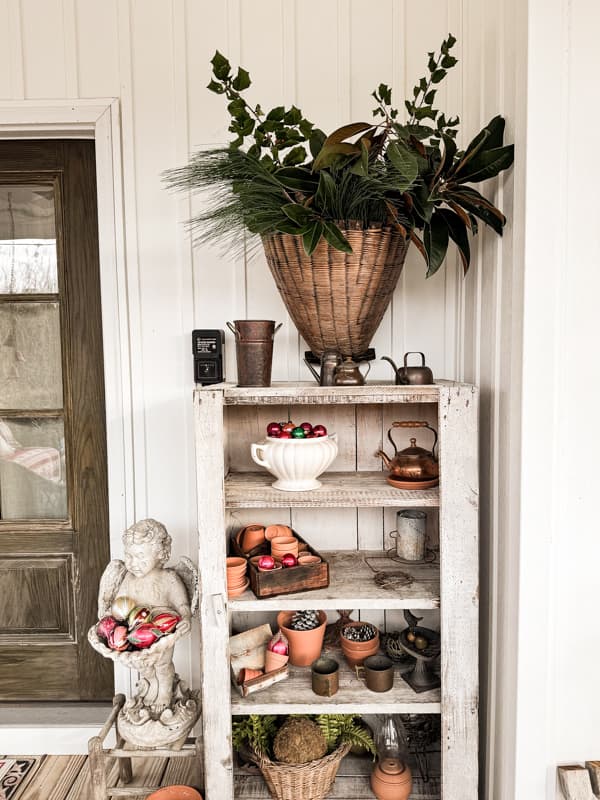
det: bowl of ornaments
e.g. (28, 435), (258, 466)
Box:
(250, 420), (338, 491)
(94, 597), (182, 658)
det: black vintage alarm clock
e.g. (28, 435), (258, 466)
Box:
(192, 329), (225, 385)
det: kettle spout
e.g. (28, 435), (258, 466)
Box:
(381, 356), (401, 382)
(376, 449), (392, 469)
(304, 359), (321, 384)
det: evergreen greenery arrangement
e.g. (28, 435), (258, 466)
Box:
(165, 35), (513, 277)
(232, 714), (376, 761)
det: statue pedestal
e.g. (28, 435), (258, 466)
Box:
(88, 694), (203, 800)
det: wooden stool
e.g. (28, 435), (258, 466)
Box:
(88, 694), (202, 800)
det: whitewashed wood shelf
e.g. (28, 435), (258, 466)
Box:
(217, 381), (445, 405)
(234, 753), (441, 799)
(229, 550), (440, 610)
(195, 381), (479, 800)
(230, 652), (440, 715)
(225, 471), (440, 509)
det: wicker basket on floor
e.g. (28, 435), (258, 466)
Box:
(253, 742), (351, 800)
(262, 226), (409, 358)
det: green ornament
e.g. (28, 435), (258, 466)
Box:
(291, 427), (305, 438)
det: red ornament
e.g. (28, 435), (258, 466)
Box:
(281, 553), (298, 568)
(305, 433), (316, 438)
(279, 431), (292, 439)
(107, 625), (129, 652)
(96, 615), (118, 641)
(267, 422), (282, 436)
(128, 622), (162, 649)
(258, 555), (276, 570)
(127, 605), (151, 630)
(313, 424), (327, 437)
(300, 422), (313, 433)
(151, 610), (181, 635)
(267, 630), (289, 655)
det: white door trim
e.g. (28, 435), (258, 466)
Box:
(0, 101), (134, 749)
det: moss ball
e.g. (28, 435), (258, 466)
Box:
(273, 718), (327, 764)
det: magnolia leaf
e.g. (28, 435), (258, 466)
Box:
(455, 144), (514, 184)
(387, 141), (418, 188)
(309, 129), (326, 158)
(312, 142), (360, 171)
(275, 220), (307, 235)
(350, 139), (370, 176)
(324, 122), (373, 146)
(450, 190), (506, 235)
(322, 221), (353, 253)
(409, 229), (427, 261)
(424, 212), (449, 277)
(282, 203), (315, 226)
(274, 167), (318, 193)
(437, 208), (471, 273)
(315, 170), (337, 210)
(302, 221), (324, 255)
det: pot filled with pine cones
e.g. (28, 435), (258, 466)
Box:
(276, 610), (327, 667)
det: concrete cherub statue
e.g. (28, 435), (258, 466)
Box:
(88, 518), (200, 748)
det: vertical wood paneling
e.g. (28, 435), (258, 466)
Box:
(74, 0), (120, 97)
(0, 0), (14, 97)
(6, 0), (24, 98)
(20, 0), (67, 97)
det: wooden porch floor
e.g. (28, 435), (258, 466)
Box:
(3, 753), (203, 800)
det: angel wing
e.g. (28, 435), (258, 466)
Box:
(97, 559), (127, 618)
(174, 557), (199, 616)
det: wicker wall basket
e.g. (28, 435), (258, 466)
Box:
(254, 742), (351, 800)
(262, 227), (410, 358)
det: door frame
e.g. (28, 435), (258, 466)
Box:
(0, 99), (133, 712)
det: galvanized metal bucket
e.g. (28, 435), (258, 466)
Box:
(227, 320), (282, 387)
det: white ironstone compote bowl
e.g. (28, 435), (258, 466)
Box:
(251, 433), (338, 491)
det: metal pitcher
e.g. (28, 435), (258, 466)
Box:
(227, 320), (282, 387)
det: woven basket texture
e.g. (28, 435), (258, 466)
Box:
(262, 227), (409, 358)
(255, 742), (351, 800)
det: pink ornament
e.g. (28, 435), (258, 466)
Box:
(258, 555), (275, 570)
(267, 630), (289, 655)
(267, 422), (282, 436)
(96, 615), (118, 641)
(127, 622), (162, 649)
(107, 625), (129, 652)
(281, 553), (298, 568)
(127, 605), (151, 630)
(151, 610), (181, 635)
(300, 422), (313, 433)
(312, 424), (327, 437)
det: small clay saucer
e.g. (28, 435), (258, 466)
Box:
(385, 476), (439, 490)
(227, 578), (250, 598)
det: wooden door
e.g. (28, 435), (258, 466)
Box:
(0, 140), (112, 700)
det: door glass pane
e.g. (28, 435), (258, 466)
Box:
(0, 417), (67, 519)
(0, 185), (57, 294)
(0, 302), (63, 409)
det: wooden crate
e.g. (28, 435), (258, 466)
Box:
(230, 623), (288, 697)
(231, 529), (329, 598)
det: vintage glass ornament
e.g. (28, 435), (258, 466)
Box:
(151, 610), (181, 635)
(107, 624), (129, 651)
(111, 595), (137, 622)
(96, 615), (118, 641)
(128, 605), (151, 629)
(128, 622), (162, 649)
(281, 553), (298, 568)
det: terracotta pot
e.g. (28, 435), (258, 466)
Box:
(270, 536), (298, 557)
(265, 524), (292, 540)
(227, 575), (248, 588)
(227, 578), (249, 598)
(298, 555), (322, 566)
(277, 610), (327, 667)
(370, 759), (412, 800)
(237, 667), (263, 684)
(340, 622), (380, 667)
(238, 524), (266, 553)
(264, 649), (289, 673)
(147, 787), (203, 800)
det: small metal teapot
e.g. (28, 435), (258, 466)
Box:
(304, 349), (342, 386)
(376, 421), (439, 482)
(381, 352), (434, 385)
(334, 357), (371, 386)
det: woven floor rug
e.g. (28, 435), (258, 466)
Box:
(0, 756), (43, 799)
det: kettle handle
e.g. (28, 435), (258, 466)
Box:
(403, 351), (427, 367)
(390, 420), (438, 460)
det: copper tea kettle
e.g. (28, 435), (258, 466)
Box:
(376, 421), (439, 482)
(381, 352), (434, 385)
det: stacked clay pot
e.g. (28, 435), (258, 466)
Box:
(226, 557), (248, 598)
(340, 621), (380, 667)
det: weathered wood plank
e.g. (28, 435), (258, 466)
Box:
(557, 765), (597, 800)
(195, 390), (234, 800)
(229, 550), (439, 610)
(19, 755), (86, 800)
(200, 382), (449, 405)
(161, 753), (203, 790)
(226, 471), (440, 508)
(438, 384), (479, 799)
(230, 648), (440, 715)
